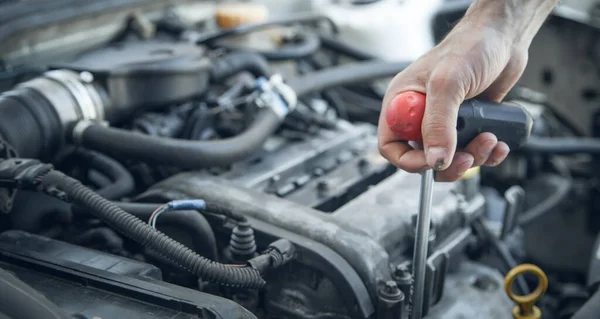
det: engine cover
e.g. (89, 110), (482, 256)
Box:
(135, 121), (514, 318)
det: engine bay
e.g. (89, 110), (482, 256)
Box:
(1, 1), (600, 318)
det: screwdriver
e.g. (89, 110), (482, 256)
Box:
(385, 91), (533, 319)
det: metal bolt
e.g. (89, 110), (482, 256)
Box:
(384, 281), (398, 294)
(79, 71), (94, 83)
(394, 264), (410, 278)
(313, 167), (324, 176)
(358, 158), (370, 173)
(317, 180), (329, 191)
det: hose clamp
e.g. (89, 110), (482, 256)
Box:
(254, 74), (297, 119)
(17, 69), (106, 129)
(44, 70), (105, 121)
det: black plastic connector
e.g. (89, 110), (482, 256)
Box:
(248, 239), (296, 274)
(0, 158), (53, 191)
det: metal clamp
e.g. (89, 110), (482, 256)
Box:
(254, 74), (298, 119)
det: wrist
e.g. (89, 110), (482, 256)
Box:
(458, 0), (559, 48)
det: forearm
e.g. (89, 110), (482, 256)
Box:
(459, 0), (560, 48)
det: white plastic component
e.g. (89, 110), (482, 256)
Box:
(318, 0), (444, 61)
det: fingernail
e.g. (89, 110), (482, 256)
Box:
(426, 147), (448, 171)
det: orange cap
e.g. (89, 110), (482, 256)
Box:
(216, 3), (269, 29)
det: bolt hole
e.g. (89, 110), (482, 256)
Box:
(472, 274), (499, 291)
(542, 68), (554, 86)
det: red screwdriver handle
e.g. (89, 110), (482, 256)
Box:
(385, 91), (533, 149)
(385, 91), (427, 143)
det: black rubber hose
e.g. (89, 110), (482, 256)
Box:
(115, 202), (218, 261)
(211, 52), (270, 83)
(40, 170), (265, 288)
(0, 267), (71, 319)
(71, 202), (221, 260)
(521, 136), (600, 154)
(195, 12), (338, 44)
(287, 60), (411, 96)
(77, 108), (281, 169)
(69, 149), (134, 200)
(571, 289), (600, 319)
(215, 29), (321, 61)
(318, 34), (377, 61)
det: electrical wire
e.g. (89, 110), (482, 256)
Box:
(147, 199), (207, 229)
(517, 174), (572, 227)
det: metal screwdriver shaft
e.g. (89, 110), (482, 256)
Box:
(411, 169), (434, 319)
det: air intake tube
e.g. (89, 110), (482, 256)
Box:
(0, 70), (107, 159)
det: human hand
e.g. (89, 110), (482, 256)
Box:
(378, 22), (528, 181)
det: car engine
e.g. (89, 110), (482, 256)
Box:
(1, 1), (600, 318)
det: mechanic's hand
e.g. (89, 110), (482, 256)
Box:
(378, 23), (528, 182)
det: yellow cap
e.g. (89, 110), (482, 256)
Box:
(216, 3), (269, 29)
(504, 264), (548, 319)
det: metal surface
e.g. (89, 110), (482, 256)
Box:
(221, 121), (394, 211)
(500, 186), (525, 240)
(411, 170), (435, 319)
(426, 261), (514, 318)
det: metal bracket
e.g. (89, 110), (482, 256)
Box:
(500, 186), (525, 240)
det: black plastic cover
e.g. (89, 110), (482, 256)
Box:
(54, 41), (212, 122)
(0, 230), (256, 319)
(0, 230), (162, 280)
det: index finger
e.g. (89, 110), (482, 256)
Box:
(378, 97), (427, 173)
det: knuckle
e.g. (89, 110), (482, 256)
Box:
(422, 114), (453, 136)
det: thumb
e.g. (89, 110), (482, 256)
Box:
(422, 65), (470, 170)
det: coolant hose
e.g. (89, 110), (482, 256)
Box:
(287, 60), (411, 96)
(210, 52), (270, 83)
(571, 289), (600, 319)
(521, 136), (600, 154)
(215, 29), (321, 61)
(39, 170), (265, 288)
(76, 108), (281, 169)
(318, 34), (377, 61)
(69, 149), (134, 200)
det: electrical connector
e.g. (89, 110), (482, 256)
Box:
(248, 239), (296, 274)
